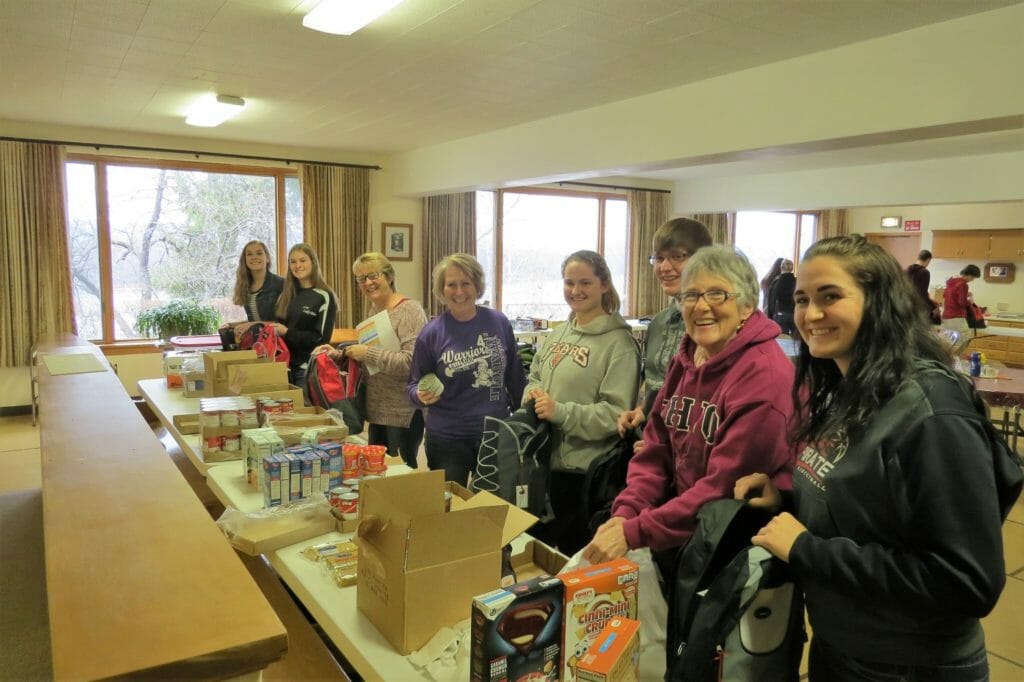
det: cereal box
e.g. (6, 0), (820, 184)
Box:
(559, 558), (639, 682)
(576, 617), (641, 682)
(471, 575), (564, 682)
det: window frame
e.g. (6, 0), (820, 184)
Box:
(489, 186), (628, 315)
(65, 153), (299, 345)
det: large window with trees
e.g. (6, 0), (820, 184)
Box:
(475, 188), (628, 321)
(65, 156), (301, 343)
(733, 210), (817, 306)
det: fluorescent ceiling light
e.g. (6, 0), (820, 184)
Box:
(303, 0), (404, 35)
(185, 94), (246, 127)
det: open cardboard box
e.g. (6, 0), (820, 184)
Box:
(510, 540), (569, 582)
(356, 470), (538, 655)
(203, 350), (259, 395)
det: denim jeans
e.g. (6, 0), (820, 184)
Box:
(424, 433), (481, 487)
(368, 410), (424, 468)
(809, 636), (989, 682)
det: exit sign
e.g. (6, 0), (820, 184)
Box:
(904, 220), (921, 232)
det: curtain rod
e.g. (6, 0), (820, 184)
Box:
(0, 135), (382, 170)
(557, 181), (670, 194)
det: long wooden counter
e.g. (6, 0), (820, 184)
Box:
(37, 335), (287, 680)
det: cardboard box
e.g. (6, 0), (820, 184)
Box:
(223, 362), (289, 394)
(510, 540), (569, 582)
(172, 413), (200, 435)
(470, 575), (564, 682)
(203, 349), (258, 394)
(183, 371), (206, 397)
(576, 617), (641, 682)
(222, 502), (337, 556)
(356, 470), (538, 655)
(560, 558), (640, 682)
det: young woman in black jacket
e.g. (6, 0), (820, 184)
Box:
(273, 243), (337, 389)
(736, 235), (1018, 681)
(222, 240), (284, 341)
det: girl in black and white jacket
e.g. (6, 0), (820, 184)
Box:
(273, 243), (337, 388)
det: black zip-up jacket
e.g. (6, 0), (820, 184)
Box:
(280, 287), (337, 371)
(247, 272), (284, 322)
(788, 361), (1008, 665)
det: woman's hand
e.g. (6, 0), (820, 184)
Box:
(416, 389), (441, 406)
(232, 321), (257, 340)
(751, 512), (807, 563)
(345, 344), (369, 362)
(617, 407), (644, 437)
(529, 388), (556, 420)
(274, 323), (287, 336)
(734, 473), (782, 512)
(582, 516), (629, 565)
(312, 344), (340, 360)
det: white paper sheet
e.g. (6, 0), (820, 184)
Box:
(356, 310), (401, 375)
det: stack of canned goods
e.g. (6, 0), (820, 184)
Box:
(255, 396), (294, 425)
(199, 396), (258, 455)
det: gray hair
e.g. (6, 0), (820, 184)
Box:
(680, 245), (760, 310)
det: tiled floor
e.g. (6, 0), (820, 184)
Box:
(3, 413), (1023, 678)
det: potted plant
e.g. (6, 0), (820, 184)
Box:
(136, 300), (221, 342)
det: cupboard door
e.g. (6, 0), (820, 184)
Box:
(931, 230), (989, 259)
(989, 229), (1024, 258)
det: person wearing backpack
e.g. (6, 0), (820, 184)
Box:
(736, 235), (1022, 681)
(524, 250), (640, 555)
(314, 252), (427, 468)
(616, 218), (712, 452)
(221, 240), (284, 342)
(583, 246), (795, 564)
(273, 243), (337, 391)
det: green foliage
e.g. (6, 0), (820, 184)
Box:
(135, 300), (221, 341)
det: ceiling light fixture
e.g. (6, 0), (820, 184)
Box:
(185, 94), (246, 127)
(302, 0), (405, 35)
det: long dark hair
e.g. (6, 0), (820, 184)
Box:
(791, 235), (951, 446)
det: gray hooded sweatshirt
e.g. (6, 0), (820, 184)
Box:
(524, 312), (640, 472)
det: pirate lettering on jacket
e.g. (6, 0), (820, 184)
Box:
(794, 435), (848, 492)
(662, 394), (719, 444)
(542, 341), (591, 369)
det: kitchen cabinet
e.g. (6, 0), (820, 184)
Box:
(931, 230), (991, 259)
(989, 229), (1024, 259)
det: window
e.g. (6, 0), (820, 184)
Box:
(65, 156), (301, 343)
(478, 188), (628, 320)
(734, 210), (818, 305)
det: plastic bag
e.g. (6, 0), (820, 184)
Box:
(215, 500), (335, 554)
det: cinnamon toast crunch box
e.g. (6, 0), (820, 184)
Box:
(559, 558), (639, 682)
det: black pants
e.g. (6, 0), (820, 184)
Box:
(809, 636), (988, 682)
(530, 471), (590, 556)
(368, 410), (425, 468)
(424, 433), (481, 487)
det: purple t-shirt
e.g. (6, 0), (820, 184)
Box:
(407, 306), (526, 440)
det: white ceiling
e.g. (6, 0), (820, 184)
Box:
(2, 0), (1020, 162)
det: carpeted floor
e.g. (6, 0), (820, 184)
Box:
(0, 489), (52, 681)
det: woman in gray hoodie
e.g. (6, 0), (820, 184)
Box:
(526, 250), (640, 554)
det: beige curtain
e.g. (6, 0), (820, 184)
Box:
(299, 164), (369, 328)
(422, 193), (476, 317)
(0, 141), (75, 366)
(627, 190), (672, 317)
(817, 209), (849, 241)
(689, 212), (735, 246)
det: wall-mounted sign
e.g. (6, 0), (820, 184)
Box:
(983, 262), (1015, 284)
(904, 219), (921, 232)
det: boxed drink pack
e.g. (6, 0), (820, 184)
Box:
(356, 470), (538, 654)
(575, 617), (641, 682)
(163, 350), (199, 389)
(559, 558), (640, 682)
(471, 575), (564, 682)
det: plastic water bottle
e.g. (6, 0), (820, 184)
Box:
(969, 351), (982, 377)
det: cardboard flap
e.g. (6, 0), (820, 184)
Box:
(405, 506), (505, 570)
(362, 470), (446, 519)
(461, 490), (538, 546)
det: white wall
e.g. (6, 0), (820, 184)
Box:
(848, 201), (1024, 312)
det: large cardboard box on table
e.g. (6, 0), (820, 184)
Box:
(356, 470), (538, 655)
(203, 350), (289, 396)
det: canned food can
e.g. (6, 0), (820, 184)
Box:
(223, 434), (241, 452)
(278, 397), (294, 413)
(200, 409), (222, 427)
(969, 351), (982, 377)
(339, 491), (359, 519)
(203, 435), (223, 452)
(328, 487), (348, 511)
(239, 407), (259, 429)
(361, 445), (387, 475)
(220, 410), (240, 427)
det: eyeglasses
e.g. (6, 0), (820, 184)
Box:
(675, 289), (740, 306)
(354, 271), (383, 284)
(649, 252), (690, 266)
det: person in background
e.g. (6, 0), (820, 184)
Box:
(274, 243), (337, 389)
(760, 257), (784, 309)
(526, 250), (641, 555)
(941, 263), (981, 355)
(222, 240), (284, 339)
(584, 246), (794, 564)
(617, 218), (713, 450)
(313, 252), (427, 468)
(736, 235), (1012, 681)
(906, 249), (939, 324)
(767, 258), (797, 337)
(407, 253), (526, 486)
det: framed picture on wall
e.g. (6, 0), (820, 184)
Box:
(382, 222), (413, 261)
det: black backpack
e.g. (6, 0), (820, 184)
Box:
(666, 499), (805, 682)
(471, 400), (553, 516)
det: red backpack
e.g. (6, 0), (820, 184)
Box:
(242, 323), (290, 365)
(307, 349), (365, 433)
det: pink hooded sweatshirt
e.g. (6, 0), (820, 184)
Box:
(612, 310), (796, 551)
